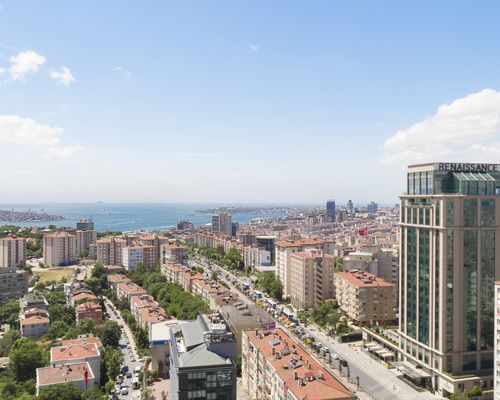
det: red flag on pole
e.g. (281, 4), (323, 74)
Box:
(84, 369), (88, 386)
(358, 228), (368, 236)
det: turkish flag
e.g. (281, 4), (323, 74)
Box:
(84, 369), (88, 385)
(358, 228), (368, 236)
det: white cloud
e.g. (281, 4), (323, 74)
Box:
(9, 50), (46, 81)
(112, 66), (132, 78)
(49, 65), (75, 86)
(43, 145), (84, 160)
(249, 44), (259, 53)
(380, 89), (500, 165)
(0, 115), (83, 159)
(0, 66), (5, 75)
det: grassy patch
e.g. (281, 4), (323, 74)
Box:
(37, 267), (75, 283)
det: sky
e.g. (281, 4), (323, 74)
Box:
(1, 1), (500, 205)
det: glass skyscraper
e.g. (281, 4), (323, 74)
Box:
(399, 162), (500, 397)
(326, 199), (336, 222)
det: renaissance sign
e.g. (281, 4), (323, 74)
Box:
(437, 163), (499, 173)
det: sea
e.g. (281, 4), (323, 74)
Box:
(0, 203), (283, 232)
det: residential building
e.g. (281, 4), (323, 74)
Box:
(212, 212), (232, 237)
(116, 281), (147, 302)
(139, 234), (169, 262)
(107, 274), (131, 292)
(242, 328), (355, 400)
(76, 229), (97, 257)
(290, 249), (334, 309)
(0, 267), (29, 305)
(0, 235), (26, 268)
(142, 244), (157, 268)
(150, 319), (185, 374)
(21, 314), (50, 338)
(43, 232), (77, 266)
(20, 291), (48, 312)
(275, 239), (334, 299)
(96, 236), (126, 265)
(327, 199), (336, 222)
(334, 270), (395, 325)
(343, 247), (399, 286)
(169, 313), (237, 400)
(122, 245), (143, 271)
(161, 243), (188, 265)
(76, 302), (103, 324)
(36, 362), (95, 395)
(399, 162), (500, 397)
(70, 292), (98, 307)
(50, 342), (101, 384)
(177, 220), (194, 230)
(61, 334), (103, 350)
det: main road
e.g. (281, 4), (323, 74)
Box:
(191, 255), (441, 400)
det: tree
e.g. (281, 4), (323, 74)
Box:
(77, 318), (95, 334)
(38, 382), (82, 400)
(256, 272), (283, 299)
(97, 320), (121, 347)
(134, 327), (150, 350)
(0, 329), (21, 356)
(9, 337), (44, 381)
(102, 347), (123, 382)
(47, 320), (69, 339)
(0, 299), (21, 325)
(85, 277), (103, 298)
(335, 257), (343, 272)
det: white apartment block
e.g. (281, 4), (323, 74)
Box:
(0, 235), (26, 268)
(43, 232), (77, 267)
(275, 239), (334, 299)
(122, 246), (143, 271)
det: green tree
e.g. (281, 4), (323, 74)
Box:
(97, 320), (121, 347)
(335, 257), (343, 272)
(134, 327), (149, 350)
(9, 337), (44, 381)
(256, 272), (283, 299)
(38, 382), (82, 400)
(0, 329), (21, 356)
(102, 347), (123, 382)
(0, 299), (21, 325)
(47, 320), (69, 339)
(85, 277), (103, 297)
(77, 318), (95, 334)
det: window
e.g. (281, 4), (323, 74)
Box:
(481, 199), (495, 227)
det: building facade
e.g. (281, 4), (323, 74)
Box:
(212, 212), (232, 237)
(122, 246), (144, 271)
(334, 270), (395, 325)
(96, 237), (126, 265)
(43, 232), (77, 267)
(290, 250), (334, 309)
(494, 281), (500, 399)
(0, 267), (29, 305)
(76, 230), (97, 257)
(399, 162), (500, 397)
(0, 236), (26, 268)
(327, 199), (336, 222)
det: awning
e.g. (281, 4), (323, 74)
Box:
(393, 361), (431, 379)
(364, 342), (379, 348)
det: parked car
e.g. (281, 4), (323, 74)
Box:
(126, 372), (132, 378)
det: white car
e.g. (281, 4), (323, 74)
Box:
(332, 353), (339, 360)
(121, 387), (129, 395)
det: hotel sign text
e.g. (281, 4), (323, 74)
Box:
(438, 163), (499, 173)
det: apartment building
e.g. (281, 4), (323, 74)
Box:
(36, 362), (95, 395)
(43, 232), (76, 267)
(169, 313), (237, 400)
(0, 235), (26, 268)
(96, 236), (126, 265)
(20, 291), (48, 312)
(76, 302), (103, 324)
(334, 270), (395, 325)
(107, 274), (131, 292)
(242, 328), (355, 400)
(343, 246), (398, 286)
(275, 239), (334, 299)
(21, 313), (50, 338)
(161, 243), (188, 265)
(0, 267), (29, 305)
(50, 342), (101, 385)
(290, 249), (334, 309)
(76, 229), (97, 257)
(116, 281), (147, 302)
(122, 245), (143, 271)
(139, 234), (169, 262)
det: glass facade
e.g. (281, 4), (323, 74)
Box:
(463, 230), (477, 352)
(406, 227), (417, 339)
(480, 230), (495, 350)
(481, 199), (495, 226)
(463, 199), (478, 227)
(418, 229), (430, 345)
(446, 231), (453, 352)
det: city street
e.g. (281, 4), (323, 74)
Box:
(193, 255), (441, 400)
(104, 298), (143, 400)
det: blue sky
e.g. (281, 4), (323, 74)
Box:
(1, 1), (500, 204)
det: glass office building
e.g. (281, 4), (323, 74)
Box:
(399, 163), (500, 397)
